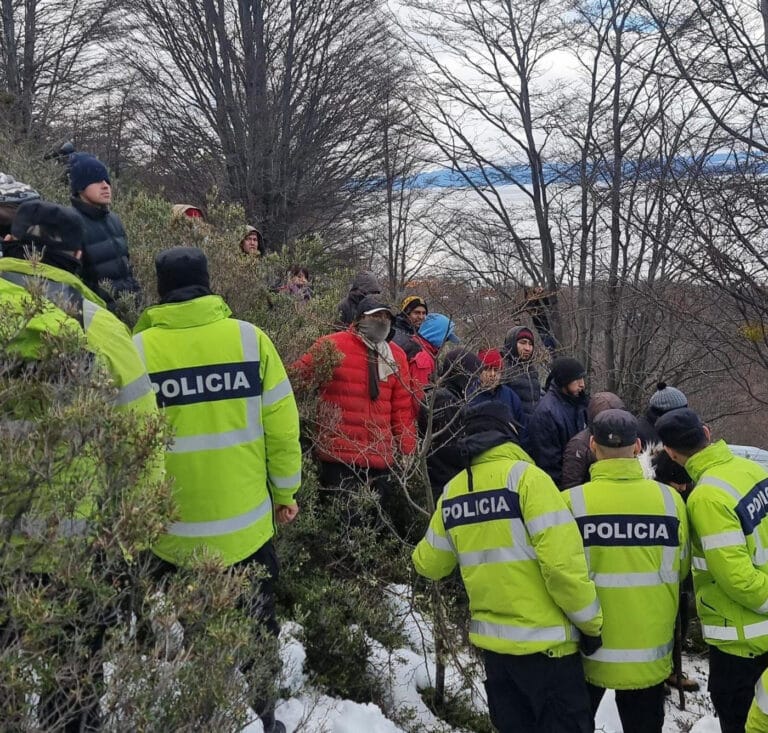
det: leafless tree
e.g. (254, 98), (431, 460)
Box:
(639, 0), (768, 153)
(125, 0), (396, 250)
(403, 0), (570, 336)
(0, 0), (122, 139)
(401, 0), (712, 405)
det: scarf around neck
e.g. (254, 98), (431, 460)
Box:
(357, 333), (398, 400)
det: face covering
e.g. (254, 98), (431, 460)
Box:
(357, 318), (390, 343)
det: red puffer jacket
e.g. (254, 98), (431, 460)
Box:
(293, 330), (417, 469)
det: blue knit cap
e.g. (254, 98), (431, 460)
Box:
(418, 313), (459, 348)
(69, 154), (110, 195)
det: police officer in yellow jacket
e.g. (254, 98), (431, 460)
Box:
(657, 407), (768, 733)
(412, 401), (602, 733)
(747, 668), (768, 732)
(1, 200), (159, 732)
(133, 247), (301, 733)
(563, 409), (689, 733)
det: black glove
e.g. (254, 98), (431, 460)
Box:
(579, 633), (603, 657)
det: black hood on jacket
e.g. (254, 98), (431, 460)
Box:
(503, 325), (535, 363)
(349, 271), (381, 296)
(440, 348), (482, 398)
(155, 246), (211, 300)
(393, 311), (415, 335)
(454, 402), (520, 462)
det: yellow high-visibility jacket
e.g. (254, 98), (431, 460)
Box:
(0, 258), (159, 569)
(685, 440), (768, 657)
(413, 442), (601, 657)
(747, 668), (768, 732)
(134, 294), (301, 566)
(564, 458), (689, 689)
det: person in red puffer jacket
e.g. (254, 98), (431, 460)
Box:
(292, 297), (417, 524)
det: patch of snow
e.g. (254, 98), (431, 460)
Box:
(240, 587), (721, 733)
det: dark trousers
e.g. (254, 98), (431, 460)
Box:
(148, 541), (281, 728)
(709, 645), (768, 733)
(482, 649), (592, 733)
(588, 682), (665, 733)
(317, 460), (411, 536)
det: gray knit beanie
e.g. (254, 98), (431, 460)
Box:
(649, 382), (688, 414)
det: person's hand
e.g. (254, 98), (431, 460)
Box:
(275, 502), (299, 524)
(579, 633), (603, 657)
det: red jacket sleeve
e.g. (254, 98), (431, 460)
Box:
(409, 350), (435, 393)
(391, 344), (417, 455)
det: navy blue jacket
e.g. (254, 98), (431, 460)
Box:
(71, 198), (140, 309)
(472, 385), (529, 450)
(527, 385), (588, 487)
(502, 326), (542, 418)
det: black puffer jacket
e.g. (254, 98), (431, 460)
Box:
(392, 312), (421, 359)
(502, 325), (542, 418)
(70, 198), (141, 308)
(418, 349), (482, 497)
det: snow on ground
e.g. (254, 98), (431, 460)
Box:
(239, 585), (721, 732)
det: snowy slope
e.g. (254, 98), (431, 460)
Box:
(240, 585), (720, 733)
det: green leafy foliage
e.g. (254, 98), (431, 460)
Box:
(0, 154), (478, 728)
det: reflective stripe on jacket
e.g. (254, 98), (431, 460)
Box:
(412, 442), (601, 657)
(564, 458), (689, 689)
(747, 668), (768, 732)
(133, 294), (301, 566)
(0, 258), (159, 570)
(685, 440), (768, 657)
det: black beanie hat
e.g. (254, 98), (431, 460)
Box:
(69, 153), (110, 195)
(11, 200), (83, 251)
(656, 408), (707, 451)
(549, 357), (586, 387)
(155, 247), (211, 297)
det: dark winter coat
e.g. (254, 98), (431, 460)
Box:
(560, 391), (626, 490)
(527, 385), (588, 487)
(335, 271), (382, 327)
(418, 386), (465, 498)
(70, 197), (140, 309)
(471, 385), (528, 450)
(501, 326), (542, 419)
(560, 428), (592, 490)
(418, 349), (482, 497)
(392, 312), (421, 359)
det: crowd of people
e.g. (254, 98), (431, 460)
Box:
(295, 274), (768, 733)
(2, 153), (768, 733)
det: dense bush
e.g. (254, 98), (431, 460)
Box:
(0, 154), (481, 728)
